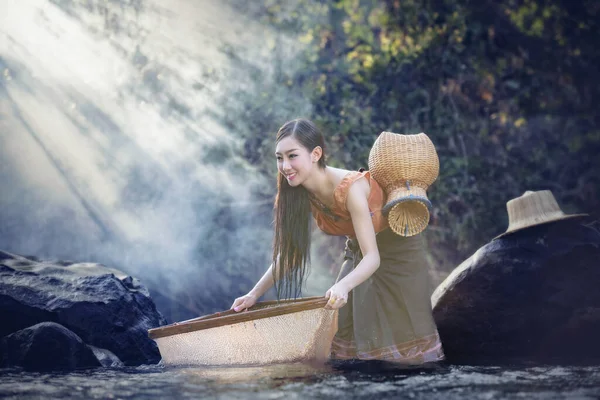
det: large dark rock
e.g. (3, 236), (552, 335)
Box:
(432, 221), (600, 365)
(0, 250), (167, 366)
(1, 322), (101, 371)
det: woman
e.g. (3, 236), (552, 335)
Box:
(231, 118), (444, 364)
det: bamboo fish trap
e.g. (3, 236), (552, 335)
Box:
(148, 297), (338, 366)
(368, 131), (439, 236)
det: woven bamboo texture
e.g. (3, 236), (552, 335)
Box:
(148, 297), (338, 366)
(368, 131), (439, 236)
(494, 190), (589, 239)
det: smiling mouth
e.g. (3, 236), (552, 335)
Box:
(286, 173), (296, 180)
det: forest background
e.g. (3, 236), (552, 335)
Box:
(1, 0), (598, 322)
(221, 0), (600, 281)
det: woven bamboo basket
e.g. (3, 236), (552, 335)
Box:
(368, 131), (439, 236)
(148, 297), (338, 366)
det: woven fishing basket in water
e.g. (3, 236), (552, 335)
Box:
(368, 131), (439, 236)
(148, 297), (338, 366)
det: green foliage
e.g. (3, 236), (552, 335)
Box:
(222, 0), (600, 276)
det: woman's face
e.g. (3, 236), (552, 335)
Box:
(275, 136), (317, 187)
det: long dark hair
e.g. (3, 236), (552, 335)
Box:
(272, 118), (327, 299)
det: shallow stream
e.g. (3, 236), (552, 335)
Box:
(2, 362), (600, 399)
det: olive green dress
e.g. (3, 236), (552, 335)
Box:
(310, 171), (444, 364)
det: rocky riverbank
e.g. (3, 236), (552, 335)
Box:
(0, 250), (166, 371)
(432, 220), (600, 365)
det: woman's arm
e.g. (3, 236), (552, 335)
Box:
(249, 263), (276, 298)
(326, 178), (381, 309)
(231, 260), (278, 312)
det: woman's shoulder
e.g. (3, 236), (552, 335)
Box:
(328, 167), (366, 185)
(327, 166), (353, 181)
(332, 168), (370, 212)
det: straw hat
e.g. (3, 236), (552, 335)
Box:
(494, 190), (588, 239)
(368, 131), (439, 236)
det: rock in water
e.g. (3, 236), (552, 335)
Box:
(0, 250), (167, 365)
(432, 221), (600, 365)
(88, 345), (124, 368)
(1, 322), (101, 371)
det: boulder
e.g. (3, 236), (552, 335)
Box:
(1, 322), (100, 371)
(0, 250), (167, 366)
(432, 221), (600, 365)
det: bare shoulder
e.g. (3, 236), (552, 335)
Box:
(327, 166), (353, 187)
(352, 175), (370, 195)
(346, 176), (370, 212)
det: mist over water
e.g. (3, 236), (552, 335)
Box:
(0, 0), (321, 321)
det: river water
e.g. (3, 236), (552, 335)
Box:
(1, 362), (600, 399)
(2, 2), (600, 399)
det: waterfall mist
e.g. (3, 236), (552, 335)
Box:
(0, 0), (335, 322)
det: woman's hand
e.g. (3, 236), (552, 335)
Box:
(325, 283), (350, 310)
(230, 293), (257, 312)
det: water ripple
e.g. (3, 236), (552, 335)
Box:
(2, 363), (600, 399)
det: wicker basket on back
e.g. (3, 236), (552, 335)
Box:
(368, 131), (439, 236)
